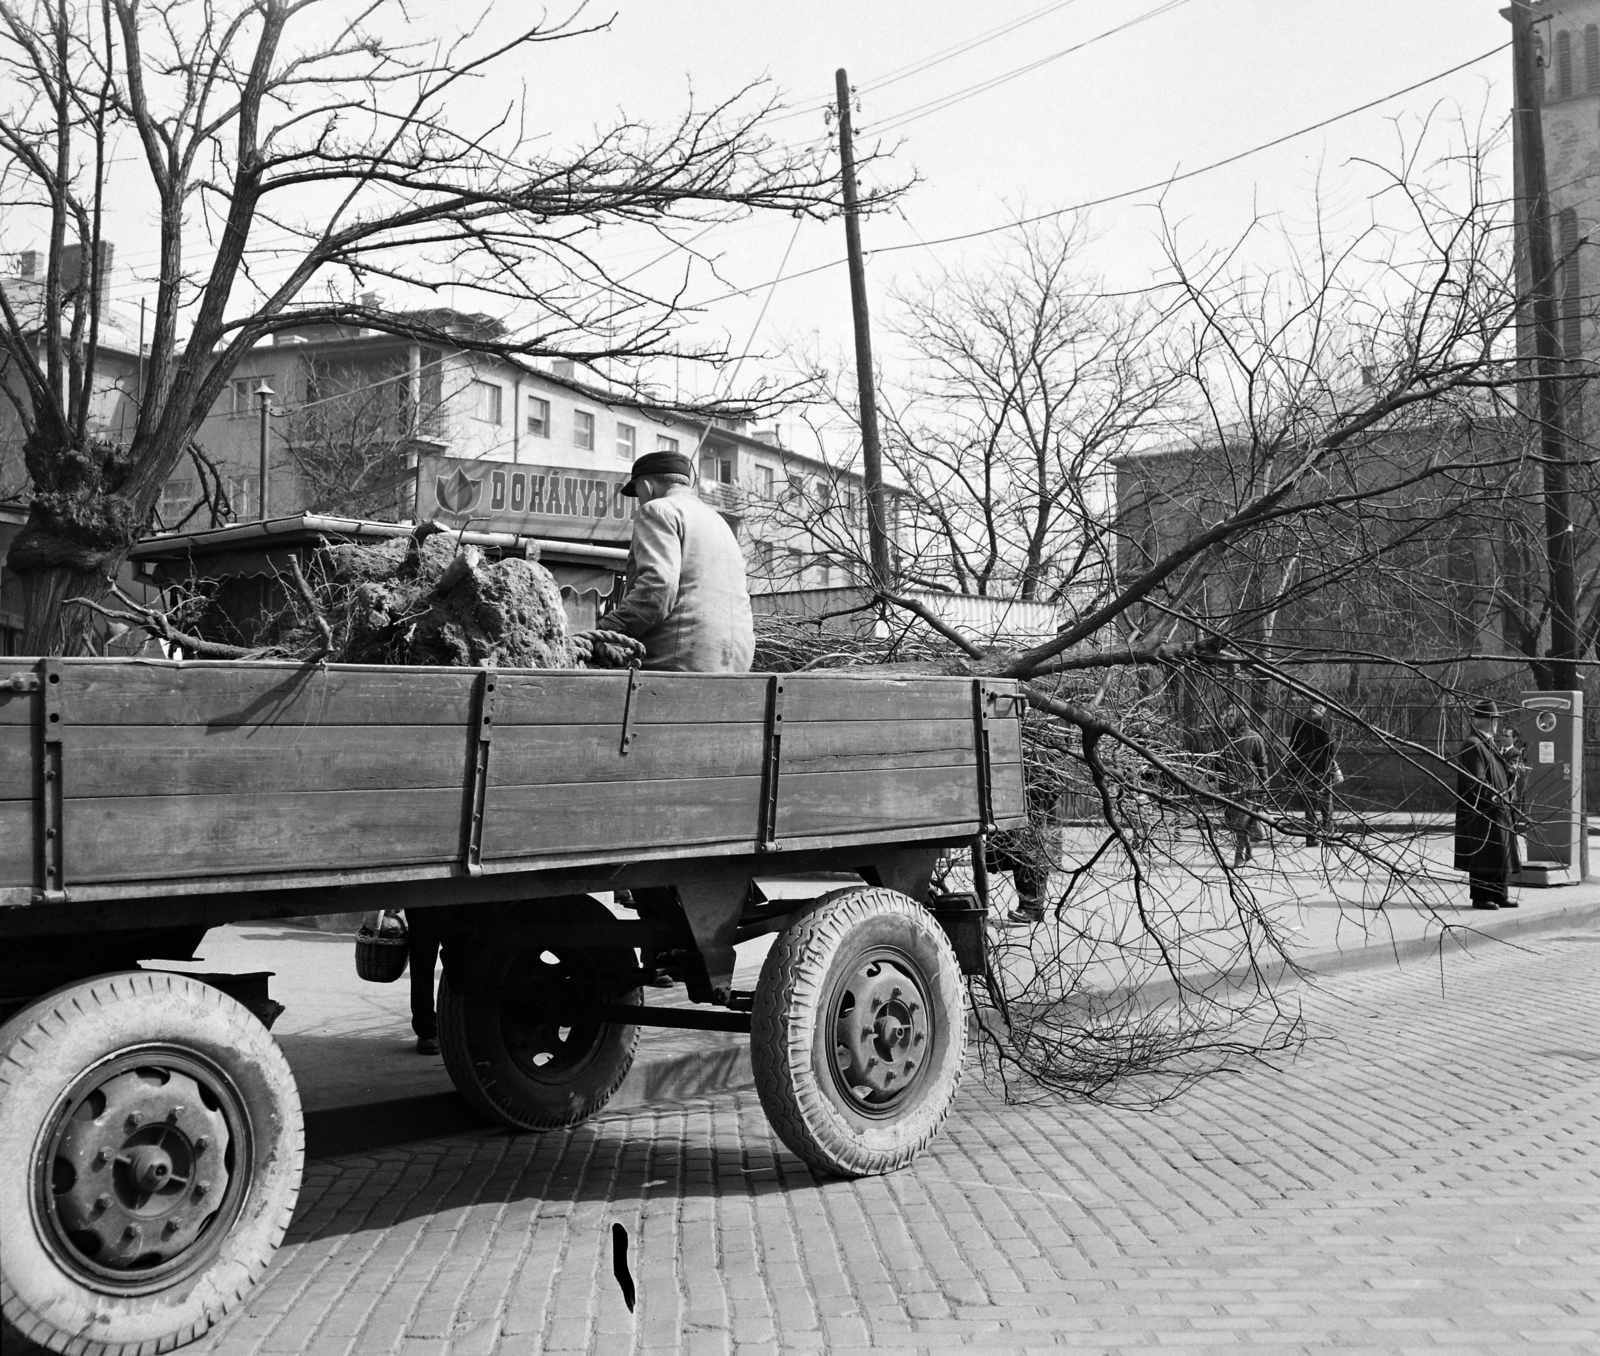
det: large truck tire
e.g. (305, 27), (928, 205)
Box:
(0, 972), (303, 1356)
(437, 900), (640, 1131)
(751, 887), (966, 1178)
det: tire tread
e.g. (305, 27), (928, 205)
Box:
(752, 888), (964, 1178)
(0, 971), (303, 1356)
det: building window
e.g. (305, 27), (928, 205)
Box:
(1588, 25), (1600, 91)
(574, 409), (595, 450)
(470, 379), (502, 425)
(657, 434), (679, 454)
(757, 465), (775, 499)
(1560, 207), (1582, 358)
(526, 396), (550, 437)
(1558, 29), (1574, 99)
(158, 478), (198, 524)
(617, 421), (636, 459)
(226, 473), (260, 521)
(700, 455), (735, 485)
(230, 377), (266, 418)
(755, 541), (775, 571)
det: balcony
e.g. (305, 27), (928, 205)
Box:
(696, 481), (745, 513)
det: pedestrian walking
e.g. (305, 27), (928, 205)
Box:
(1219, 705), (1269, 867)
(1454, 699), (1521, 911)
(1287, 700), (1338, 844)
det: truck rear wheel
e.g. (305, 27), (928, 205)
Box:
(751, 887), (966, 1178)
(437, 901), (640, 1131)
(0, 972), (302, 1356)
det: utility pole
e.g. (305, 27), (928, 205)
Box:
(1510, 0), (1580, 690)
(835, 68), (893, 591)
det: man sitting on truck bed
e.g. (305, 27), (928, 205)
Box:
(592, 449), (755, 672)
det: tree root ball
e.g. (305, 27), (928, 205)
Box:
(306, 533), (575, 668)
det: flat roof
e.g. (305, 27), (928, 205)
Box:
(129, 512), (629, 564)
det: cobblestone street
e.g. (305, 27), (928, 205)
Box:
(129, 915), (1600, 1356)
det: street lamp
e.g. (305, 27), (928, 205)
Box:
(254, 379), (274, 521)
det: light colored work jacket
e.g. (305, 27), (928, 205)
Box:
(599, 484), (754, 672)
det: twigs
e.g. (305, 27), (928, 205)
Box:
(65, 582), (264, 659)
(877, 591), (987, 659)
(285, 553), (333, 657)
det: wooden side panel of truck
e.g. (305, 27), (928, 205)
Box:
(0, 659), (1024, 904)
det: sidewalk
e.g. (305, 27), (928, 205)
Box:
(171, 840), (1600, 1161)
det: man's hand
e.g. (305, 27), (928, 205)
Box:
(572, 629), (647, 669)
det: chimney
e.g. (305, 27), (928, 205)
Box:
(18, 250), (36, 278)
(358, 290), (381, 310)
(752, 428), (780, 446)
(59, 241), (114, 311)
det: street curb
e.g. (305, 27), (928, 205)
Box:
(1285, 893), (1600, 986)
(304, 1030), (753, 1159)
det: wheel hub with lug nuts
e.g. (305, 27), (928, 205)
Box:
(832, 952), (931, 1110)
(48, 1064), (232, 1275)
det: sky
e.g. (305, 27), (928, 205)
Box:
(76, 0), (1519, 455)
(564, 0), (1515, 447)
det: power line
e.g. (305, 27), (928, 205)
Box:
(718, 215), (805, 400)
(767, 0), (1092, 125)
(701, 41), (1511, 306)
(864, 0), (1093, 94)
(863, 0), (1200, 136)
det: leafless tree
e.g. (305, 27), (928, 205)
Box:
(764, 120), (1591, 1102)
(881, 221), (1175, 604)
(0, 0), (874, 653)
(278, 351), (435, 520)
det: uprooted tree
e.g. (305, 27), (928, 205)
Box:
(0, 0), (878, 654)
(762, 119), (1592, 1103)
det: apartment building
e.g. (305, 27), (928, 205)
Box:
(157, 305), (888, 594)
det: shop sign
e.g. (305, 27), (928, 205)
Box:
(419, 454), (634, 543)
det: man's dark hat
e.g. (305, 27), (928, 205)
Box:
(1470, 698), (1503, 719)
(621, 451), (693, 497)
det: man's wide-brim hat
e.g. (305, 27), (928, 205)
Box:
(1470, 698), (1503, 719)
(621, 451), (693, 497)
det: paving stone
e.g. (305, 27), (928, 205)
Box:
(142, 923), (1600, 1355)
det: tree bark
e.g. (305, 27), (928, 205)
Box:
(12, 429), (145, 655)
(18, 560), (107, 655)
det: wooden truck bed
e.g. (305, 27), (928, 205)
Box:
(0, 658), (1027, 913)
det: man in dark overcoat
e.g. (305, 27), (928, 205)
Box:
(1287, 700), (1336, 845)
(1454, 699), (1520, 910)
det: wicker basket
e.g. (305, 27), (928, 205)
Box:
(354, 913), (409, 983)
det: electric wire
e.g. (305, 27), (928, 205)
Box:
(862, 0), (1199, 136)
(699, 41), (1512, 305)
(766, 0), (1092, 125)
(716, 214), (806, 401)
